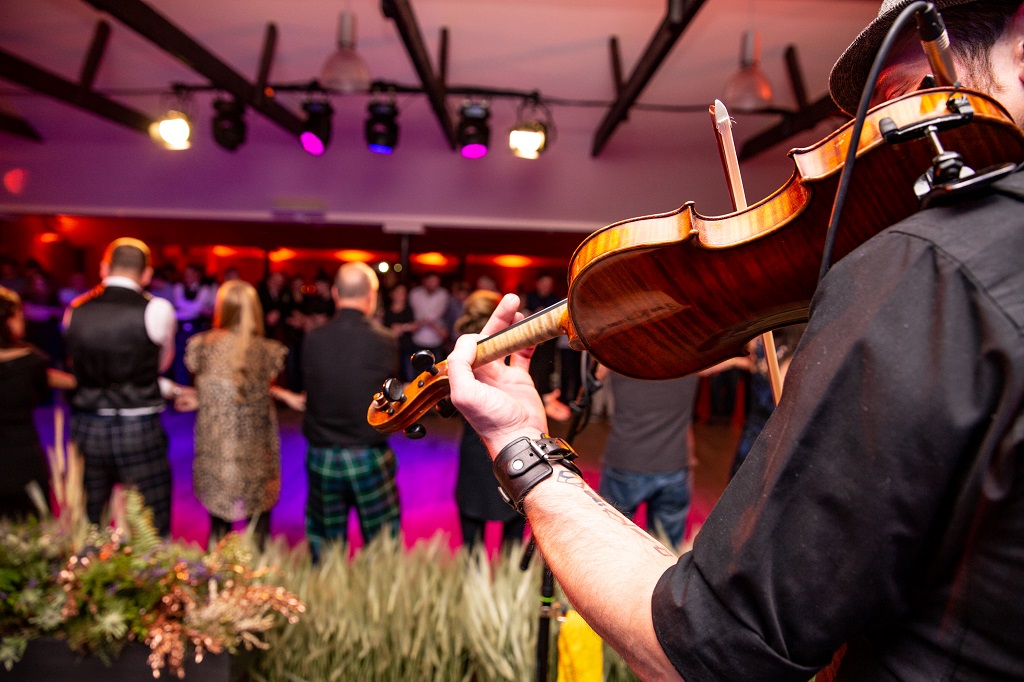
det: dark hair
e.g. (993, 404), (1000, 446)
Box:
(890, 1), (1023, 92)
(0, 286), (22, 348)
(947, 1), (1021, 90)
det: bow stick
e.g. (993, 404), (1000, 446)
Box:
(710, 99), (784, 405)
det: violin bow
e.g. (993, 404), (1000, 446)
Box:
(710, 99), (784, 406)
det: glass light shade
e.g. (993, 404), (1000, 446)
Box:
(723, 30), (773, 113)
(149, 111), (191, 150)
(723, 66), (774, 112)
(320, 48), (370, 93)
(320, 11), (370, 93)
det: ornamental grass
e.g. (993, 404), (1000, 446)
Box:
(247, 534), (641, 682)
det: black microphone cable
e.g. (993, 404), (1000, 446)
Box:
(818, 0), (937, 283)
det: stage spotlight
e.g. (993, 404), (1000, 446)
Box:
(149, 110), (192, 150)
(457, 100), (490, 159)
(509, 98), (552, 159)
(365, 99), (399, 154)
(211, 97), (246, 151)
(300, 100), (334, 156)
(509, 122), (546, 159)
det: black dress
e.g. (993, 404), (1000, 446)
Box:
(455, 420), (525, 549)
(0, 344), (51, 518)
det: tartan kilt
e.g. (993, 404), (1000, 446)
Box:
(71, 413), (171, 535)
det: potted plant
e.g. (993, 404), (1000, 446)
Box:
(0, 425), (303, 680)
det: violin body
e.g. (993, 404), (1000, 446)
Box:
(369, 88), (1024, 434)
(566, 89), (1024, 379)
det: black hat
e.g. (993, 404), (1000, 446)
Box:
(828, 0), (980, 116)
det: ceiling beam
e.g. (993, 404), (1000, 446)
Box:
(79, 19), (111, 89)
(81, 0), (304, 136)
(0, 110), (43, 142)
(0, 47), (153, 133)
(381, 0), (457, 150)
(591, 0), (709, 157)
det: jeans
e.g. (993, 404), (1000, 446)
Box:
(598, 465), (690, 548)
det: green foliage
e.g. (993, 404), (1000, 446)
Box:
(0, 509), (303, 678)
(2, 495), (651, 680)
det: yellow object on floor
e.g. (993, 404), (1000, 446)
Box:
(557, 609), (603, 682)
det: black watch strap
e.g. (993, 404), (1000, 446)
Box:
(492, 434), (582, 514)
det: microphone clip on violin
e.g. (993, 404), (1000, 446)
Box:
(878, 94), (1018, 208)
(891, 3), (1017, 207)
(878, 4), (1017, 208)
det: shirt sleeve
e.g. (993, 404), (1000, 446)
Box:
(651, 227), (1008, 680)
(145, 296), (177, 373)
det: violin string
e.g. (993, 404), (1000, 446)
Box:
(818, 1), (933, 284)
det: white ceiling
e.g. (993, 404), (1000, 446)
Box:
(0, 0), (879, 236)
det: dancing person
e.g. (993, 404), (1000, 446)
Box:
(302, 262), (400, 561)
(63, 238), (190, 536)
(381, 282), (417, 382)
(170, 263), (216, 386)
(183, 281), (304, 547)
(0, 287), (75, 519)
(408, 272), (450, 361)
(596, 367), (698, 550)
(446, 3), (1024, 678)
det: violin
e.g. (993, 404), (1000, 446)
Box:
(369, 88), (1024, 435)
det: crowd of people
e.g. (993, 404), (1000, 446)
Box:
(0, 246), (618, 553)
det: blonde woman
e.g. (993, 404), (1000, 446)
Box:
(184, 280), (304, 546)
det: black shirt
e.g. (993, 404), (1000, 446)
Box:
(652, 171), (1024, 681)
(301, 307), (398, 448)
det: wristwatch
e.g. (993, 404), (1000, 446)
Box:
(492, 434), (582, 514)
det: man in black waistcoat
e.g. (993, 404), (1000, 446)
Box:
(64, 238), (180, 535)
(301, 262), (399, 561)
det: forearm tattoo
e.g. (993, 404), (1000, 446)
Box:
(555, 469), (675, 558)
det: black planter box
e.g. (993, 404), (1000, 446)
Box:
(1, 637), (234, 681)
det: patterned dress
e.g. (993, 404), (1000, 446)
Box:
(185, 330), (286, 521)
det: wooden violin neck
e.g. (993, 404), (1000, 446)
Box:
(473, 299), (569, 366)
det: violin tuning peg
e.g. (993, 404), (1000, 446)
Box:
(383, 378), (406, 403)
(435, 398), (457, 419)
(411, 349), (439, 376)
(404, 422), (427, 439)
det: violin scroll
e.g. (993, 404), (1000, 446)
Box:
(367, 357), (453, 436)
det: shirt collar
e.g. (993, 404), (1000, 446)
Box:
(103, 275), (142, 292)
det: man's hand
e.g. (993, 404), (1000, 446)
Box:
(447, 294), (549, 457)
